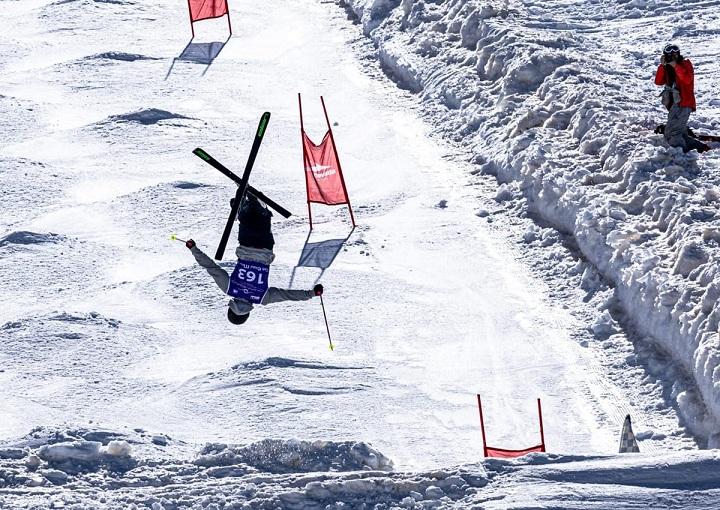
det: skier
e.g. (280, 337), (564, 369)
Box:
(185, 194), (323, 324)
(654, 44), (708, 153)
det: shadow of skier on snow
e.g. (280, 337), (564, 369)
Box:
(165, 36), (230, 79)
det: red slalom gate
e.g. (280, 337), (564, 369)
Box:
(298, 93), (356, 230)
(477, 396), (546, 458)
(186, 0), (232, 38)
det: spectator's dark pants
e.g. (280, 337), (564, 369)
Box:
(665, 105), (707, 153)
(238, 194), (275, 250)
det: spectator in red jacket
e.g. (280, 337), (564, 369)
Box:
(654, 44), (707, 153)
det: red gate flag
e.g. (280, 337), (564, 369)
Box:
(477, 396), (546, 458)
(484, 444), (545, 459)
(188, 0), (227, 21)
(186, 0), (232, 37)
(303, 131), (346, 205)
(299, 94), (356, 230)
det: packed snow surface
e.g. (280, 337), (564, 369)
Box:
(2, 0), (720, 507)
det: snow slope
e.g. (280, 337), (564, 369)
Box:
(0, 0), (717, 507)
(339, 0), (720, 444)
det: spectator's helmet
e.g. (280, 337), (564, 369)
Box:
(663, 44), (681, 58)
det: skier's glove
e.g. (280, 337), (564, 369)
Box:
(186, 239), (196, 249)
(313, 284), (324, 296)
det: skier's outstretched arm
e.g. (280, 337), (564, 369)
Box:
(262, 284), (323, 305)
(188, 242), (230, 292)
(262, 287), (314, 304)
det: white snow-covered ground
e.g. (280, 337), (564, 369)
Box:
(1, 0), (719, 507)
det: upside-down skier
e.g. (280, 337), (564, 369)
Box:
(185, 194), (323, 324)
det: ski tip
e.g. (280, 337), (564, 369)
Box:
(193, 148), (210, 161)
(257, 114), (270, 138)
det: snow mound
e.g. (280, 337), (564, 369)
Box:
(93, 0), (137, 6)
(234, 356), (369, 371)
(106, 108), (193, 126)
(0, 231), (64, 248)
(171, 181), (208, 189)
(91, 52), (159, 62)
(195, 439), (393, 474)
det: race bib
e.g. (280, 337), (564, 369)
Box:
(227, 259), (270, 304)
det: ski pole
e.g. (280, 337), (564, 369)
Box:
(170, 234), (187, 243)
(319, 295), (335, 351)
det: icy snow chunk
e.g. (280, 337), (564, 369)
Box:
(38, 441), (102, 464)
(494, 183), (515, 203)
(409, 490), (424, 500)
(194, 443), (237, 467)
(580, 266), (601, 292)
(672, 242), (708, 277)
(460, 9), (482, 49)
(206, 465), (251, 478)
(425, 485), (445, 499)
(24, 474), (45, 487)
(0, 448), (26, 460)
(25, 454), (41, 471)
(105, 440), (131, 457)
(41, 469), (69, 486)
(590, 310), (621, 340)
(152, 435), (169, 446)
(523, 225), (539, 243)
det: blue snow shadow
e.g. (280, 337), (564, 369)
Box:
(289, 228), (355, 286)
(165, 36), (230, 79)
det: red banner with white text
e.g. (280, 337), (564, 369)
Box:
(303, 130), (349, 206)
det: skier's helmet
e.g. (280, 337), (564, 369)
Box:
(227, 308), (250, 325)
(663, 44), (680, 56)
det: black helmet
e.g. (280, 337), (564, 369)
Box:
(663, 44), (680, 56)
(227, 308), (249, 325)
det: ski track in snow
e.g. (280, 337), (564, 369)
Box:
(0, 0), (718, 507)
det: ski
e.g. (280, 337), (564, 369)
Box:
(192, 147), (291, 219)
(199, 111), (270, 260)
(697, 133), (720, 143)
(655, 123), (720, 143)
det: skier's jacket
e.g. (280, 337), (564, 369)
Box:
(655, 60), (696, 111)
(191, 245), (313, 316)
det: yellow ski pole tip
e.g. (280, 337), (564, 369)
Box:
(170, 235), (177, 240)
